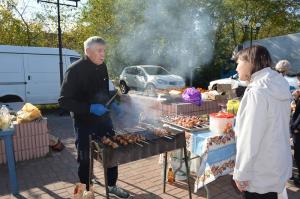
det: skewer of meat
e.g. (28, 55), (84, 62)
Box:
(101, 136), (119, 149)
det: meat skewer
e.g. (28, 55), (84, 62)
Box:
(139, 122), (174, 139)
(135, 142), (143, 147)
(139, 140), (150, 145)
(101, 136), (119, 149)
(109, 133), (148, 147)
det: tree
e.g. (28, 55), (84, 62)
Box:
(192, 0), (300, 87)
(2, 0), (300, 86)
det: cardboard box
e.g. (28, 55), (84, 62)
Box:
(217, 84), (232, 93)
(215, 95), (228, 101)
(226, 90), (237, 100)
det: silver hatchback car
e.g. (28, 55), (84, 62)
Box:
(119, 65), (185, 94)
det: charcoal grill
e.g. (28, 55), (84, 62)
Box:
(89, 127), (192, 199)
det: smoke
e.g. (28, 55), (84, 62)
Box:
(111, 95), (162, 129)
(115, 0), (216, 78)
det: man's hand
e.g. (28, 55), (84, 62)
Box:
(234, 180), (249, 192)
(90, 104), (108, 116)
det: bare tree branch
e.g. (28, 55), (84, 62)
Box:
(7, 0), (31, 45)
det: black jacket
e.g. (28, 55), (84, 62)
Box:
(59, 56), (110, 125)
(291, 99), (300, 133)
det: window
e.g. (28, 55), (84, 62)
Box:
(143, 66), (169, 75)
(136, 68), (145, 76)
(125, 68), (131, 74)
(126, 67), (138, 75)
(70, 57), (80, 64)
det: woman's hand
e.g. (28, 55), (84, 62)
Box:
(234, 180), (249, 192)
(292, 90), (300, 100)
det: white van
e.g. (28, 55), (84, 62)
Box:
(0, 45), (81, 104)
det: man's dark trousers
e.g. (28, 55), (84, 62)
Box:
(74, 116), (118, 189)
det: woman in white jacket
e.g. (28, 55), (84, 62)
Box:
(233, 45), (292, 199)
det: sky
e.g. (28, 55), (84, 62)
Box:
(12, 0), (87, 31)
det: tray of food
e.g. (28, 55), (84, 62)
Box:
(161, 115), (209, 132)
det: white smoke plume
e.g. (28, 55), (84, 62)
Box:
(115, 0), (216, 78)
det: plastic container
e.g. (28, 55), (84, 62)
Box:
(209, 112), (235, 135)
(226, 100), (240, 115)
(0, 105), (11, 131)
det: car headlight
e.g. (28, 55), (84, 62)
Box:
(157, 79), (168, 84)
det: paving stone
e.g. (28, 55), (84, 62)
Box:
(0, 113), (299, 198)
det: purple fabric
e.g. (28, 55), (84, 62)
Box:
(181, 87), (202, 106)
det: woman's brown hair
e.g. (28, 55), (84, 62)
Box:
(235, 45), (273, 75)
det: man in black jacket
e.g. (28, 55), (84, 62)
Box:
(59, 36), (130, 198)
(291, 74), (300, 187)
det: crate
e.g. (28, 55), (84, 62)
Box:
(0, 119), (49, 164)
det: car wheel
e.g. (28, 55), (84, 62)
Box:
(212, 84), (217, 91)
(120, 81), (129, 94)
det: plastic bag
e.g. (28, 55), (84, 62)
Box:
(17, 103), (42, 124)
(0, 105), (11, 130)
(278, 187), (288, 199)
(73, 183), (94, 199)
(181, 87), (202, 106)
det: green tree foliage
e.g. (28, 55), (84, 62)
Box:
(1, 0), (300, 86)
(194, 0), (300, 87)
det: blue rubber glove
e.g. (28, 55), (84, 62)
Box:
(90, 104), (108, 116)
(110, 102), (122, 116)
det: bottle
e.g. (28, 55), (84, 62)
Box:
(291, 100), (296, 113)
(167, 167), (175, 184)
(0, 105), (11, 130)
(0, 105), (9, 115)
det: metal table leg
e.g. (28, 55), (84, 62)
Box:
(4, 135), (18, 195)
(183, 147), (192, 199)
(163, 152), (168, 193)
(205, 185), (210, 199)
(88, 136), (93, 191)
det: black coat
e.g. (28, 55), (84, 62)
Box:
(59, 56), (110, 125)
(291, 99), (300, 133)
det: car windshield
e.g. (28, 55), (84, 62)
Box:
(143, 67), (169, 75)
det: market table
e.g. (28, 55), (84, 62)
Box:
(0, 119), (49, 164)
(89, 130), (193, 199)
(187, 130), (236, 193)
(0, 128), (19, 195)
(0, 103), (49, 164)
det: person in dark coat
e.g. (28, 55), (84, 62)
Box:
(59, 36), (130, 198)
(290, 73), (300, 187)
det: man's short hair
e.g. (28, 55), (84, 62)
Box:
(84, 36), (106, 54)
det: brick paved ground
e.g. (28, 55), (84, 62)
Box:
(0, 113), (300, 199)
